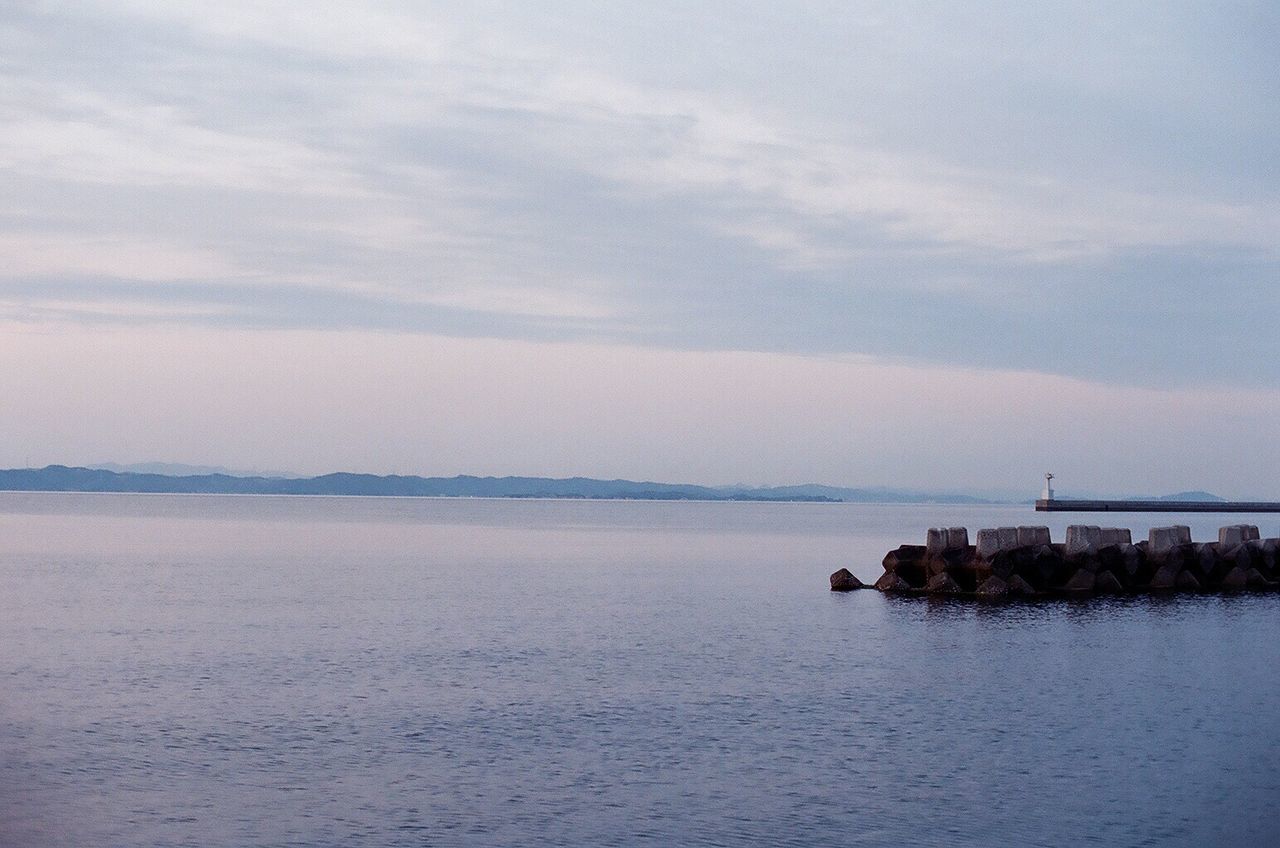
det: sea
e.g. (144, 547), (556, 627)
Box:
(2, 492), (1278, 847)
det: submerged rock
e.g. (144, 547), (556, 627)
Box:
(830, 568), (864, 592)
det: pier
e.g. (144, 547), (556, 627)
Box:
(1036, 499), (1280, 513)
(1033, 473), (1280, 512)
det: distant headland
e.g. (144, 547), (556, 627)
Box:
(0, 465), (1012, 503)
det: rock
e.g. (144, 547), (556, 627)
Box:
(1246, 568), (1271, 588)
(830, 568), (863, 591)
(975, 575), (1009, 598)
(1094, 570), (1124, 593)
(884, 546), (928, 587)
(1195, 543), (1219, 574)
(1118, 544), (1143, 576)
(1072, 552), (1102, 574)
(1061, 569), (1096, 594)
(923, 557), (946, 577)
(948, 527), (970, 550)
(1065, 525), (1102, 557)
(1149, 564), (1181, 590)
(1007, 574), (1037, 596)
(885, 548), (926, 589)
(1096, 543), (1124, 573)
(1237, 541), (1263, 570)
(1100, 527), (1132, 546)
(881, 544), (924, 571)
(1210, 543), (1257, 581)
(875, 571), (912, 592)
(1032, 544), (1066, 585)
(1017, 526), (1051, 547)
(987, 549), (1018, 580)
(1221, 567), (1248, 590)
(1219, 525), (1260, 547)
(1149, 525), (1192, 556)
(952, 557), (992, 590)
(1262, 539), (1280, 574)
(926, 545), (970, 577)
(1176, 570), (1201, 591)
(925, 572), (962, 594)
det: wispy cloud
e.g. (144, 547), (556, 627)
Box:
(2, 1), (1278, 385)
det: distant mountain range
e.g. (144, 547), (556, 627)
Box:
(1, 465), (1004, 503)
(0, 466), (1230, 504)
(88, 462), (300, 478)
(1147, 490), (1226, 502)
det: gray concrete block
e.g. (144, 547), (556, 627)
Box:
(925, 527), (948, 556)
(1099, 527), (1131, 546)
(1017, 526), (1051, 547)
(977, 526), (1045, 559)
(927, 526), (968, 554)
(995, 526), (1017, 551)
(1149, 525), (1191, 554)
(1218, 525), (1260, 547)
(975, 528), (1002, 559)
(1065, 525), (1102, 557)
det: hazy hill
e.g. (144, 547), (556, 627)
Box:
(1, 466), (1225, 504)
(0, 466), (1002, 502)
(88, 462), (299, 478)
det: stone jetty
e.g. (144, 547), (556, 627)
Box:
(830, 524), (1280, 597)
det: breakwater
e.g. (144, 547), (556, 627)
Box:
(1036, 498), (1280, 513)
(829, 523), (1280, 597)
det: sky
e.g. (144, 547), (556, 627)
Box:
(2, 1), (1278, 495)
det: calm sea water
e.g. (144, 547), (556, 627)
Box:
(2, 493), (1278, 847)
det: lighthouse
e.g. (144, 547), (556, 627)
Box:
(1042, 473), (1055, 501)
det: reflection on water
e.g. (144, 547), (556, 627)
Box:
(1, 493), (1277, 846)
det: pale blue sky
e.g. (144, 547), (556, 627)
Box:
(2, 2), (1278, 492)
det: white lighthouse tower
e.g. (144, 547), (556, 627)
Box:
(1041, 472), (1055, 501)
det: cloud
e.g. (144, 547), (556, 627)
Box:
(1, 1), (1277, 389)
